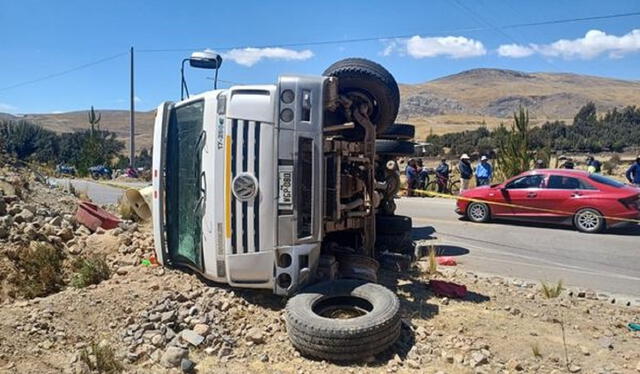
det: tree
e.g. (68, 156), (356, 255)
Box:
(495, 107), (534, 178)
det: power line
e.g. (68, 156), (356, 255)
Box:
(0, 51), (128, 92)
(138, 11), (640, 53)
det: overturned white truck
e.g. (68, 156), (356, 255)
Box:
(152, 57), (415, 360)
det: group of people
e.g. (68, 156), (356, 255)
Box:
(405, 154), (494, 196)
(405, 153), (640, 196)
(458, 154), (493, 191)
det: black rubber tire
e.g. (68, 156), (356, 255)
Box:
(323, 58), (400, 134)
(376, 215), (412, 234)
(573, 208), (605, 233)
(285, 280), (401, 361)
(375, 140), (415, 156)
(466, 202), (491, 223)
(378, 123), (415, 140)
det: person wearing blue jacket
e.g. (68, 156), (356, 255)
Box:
(475, 155), (493, 186)
(626, 156), (640, 186)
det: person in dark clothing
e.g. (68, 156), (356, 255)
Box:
(561, 157), (575, 169)
(405, 159), (418, 196)
(435, 158), (450, 193)
(416, 159), (429, 190)
(586, 156), (602, 173)
(458, 154), (473, 192)
(626, 156), (640, 186)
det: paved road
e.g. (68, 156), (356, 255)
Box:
(51, 178), (149, 205)
(397, 197), (640, 299)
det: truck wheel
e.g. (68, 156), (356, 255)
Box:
(376, 215), (412, 234)
(378, 124), (415, 140)
(379, 199), (397, 216)
(323, 58), (399, 134)
(285, 280), (401, 361)
(375, 140), (415, 156)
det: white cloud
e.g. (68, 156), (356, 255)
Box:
(0, 102), (17, 113)
(134, 96), (142, 103)
(222, 47), (313, 67)
(497, 43), (534, 58)
(498, 29), (640, 59)
(405, 35), (486, 59)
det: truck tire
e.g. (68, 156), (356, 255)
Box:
(375, 140), (415, 156)
(376, 215), (412, 235)
(285, 280), (401, 361)
(379, 124), (415, 140)
(323, 58), (399, 134)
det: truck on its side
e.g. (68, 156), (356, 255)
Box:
(152, 57), (415, 360)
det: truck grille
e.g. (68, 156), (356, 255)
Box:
(231, 119), (261, 254)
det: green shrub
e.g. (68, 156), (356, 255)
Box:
(71, 255), (111, 288)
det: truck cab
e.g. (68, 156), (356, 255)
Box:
(152, 58), (408, 296)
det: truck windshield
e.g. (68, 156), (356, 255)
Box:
(165, 100), (204, 269)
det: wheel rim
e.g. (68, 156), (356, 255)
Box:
(577, 210), (600, 231)
(313, 296), (373, 319)
(469, 204), (487, 221)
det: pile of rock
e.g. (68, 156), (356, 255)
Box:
(121, 288), (281, 371)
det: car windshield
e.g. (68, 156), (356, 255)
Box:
(588, 173), (625, 188)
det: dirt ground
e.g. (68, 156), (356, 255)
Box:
(0, 162), (639, 374)
(1, 240), (638, 374)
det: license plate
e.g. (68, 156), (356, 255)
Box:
(278, 167), (293, 207)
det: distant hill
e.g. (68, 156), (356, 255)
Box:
(3, 68), (640, 149)
(399, 68), (640, 140)
(1, 110), (155, 153)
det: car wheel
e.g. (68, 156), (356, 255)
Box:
(466, 202), (490, 223)
(285, 280), (401, 361)
(573, 208), (604, 233)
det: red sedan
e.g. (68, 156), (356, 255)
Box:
(456, 169), (640, 233)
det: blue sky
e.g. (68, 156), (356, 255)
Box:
(0, 0), (639, 114)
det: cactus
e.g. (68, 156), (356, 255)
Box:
(88, 106), (101, 132)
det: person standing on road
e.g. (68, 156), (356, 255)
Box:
(416, 159), (429, 191)
(626, 156), (640, 186)
(586, 155), (602, 174)
(475, 155), (493, 186)
(435, 158), (450, 193)
(458, 154), (473, 192)
(406, 159), (418, 196)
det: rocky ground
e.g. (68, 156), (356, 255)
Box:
(0, 162), (639, 374)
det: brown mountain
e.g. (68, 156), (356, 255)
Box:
(3, 68), (639, 148)
(399, 68), (640, 140)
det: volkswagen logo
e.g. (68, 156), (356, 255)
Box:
(232, 173), (258, 201)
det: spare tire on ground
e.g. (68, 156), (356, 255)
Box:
(285, 279), (401, 361)
(323, 58), (400, 135)
(376, 215), (412, 235)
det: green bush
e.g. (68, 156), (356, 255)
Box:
(79, 341), (123, 373)
(71, 255), (111, 288)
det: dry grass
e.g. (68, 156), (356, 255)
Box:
(426, 244), (438, 275)
(531, 342), (542, 359)
(79, 341), (123, 373)
(541, 280), (564, 299)
(6, 242), (65, 298)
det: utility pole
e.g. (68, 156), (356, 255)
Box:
(129, 46), (136, 168)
